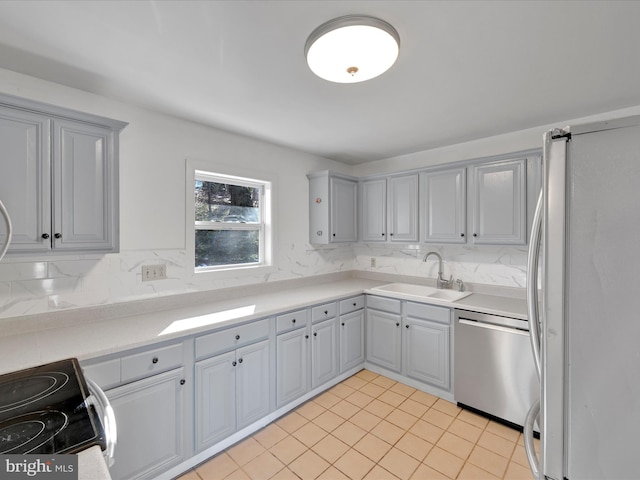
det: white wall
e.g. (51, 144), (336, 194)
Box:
(0, 68), (353, 320)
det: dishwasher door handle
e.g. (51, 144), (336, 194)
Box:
(458, 318), (529, 336)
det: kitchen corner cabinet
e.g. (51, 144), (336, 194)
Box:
(195, 320), (271, 451)
(359, 174), (419, 243)
(420, 167), (467, 244)
(308, 171), (357, 244)
(0, 94), (127, 255)
(469, 158), (526, 244)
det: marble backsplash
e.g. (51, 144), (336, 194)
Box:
(0, 242), (527, 321)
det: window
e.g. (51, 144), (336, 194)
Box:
(190, 166), (273, 274)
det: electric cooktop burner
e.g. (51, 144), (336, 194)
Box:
(0, 358), (105, 454)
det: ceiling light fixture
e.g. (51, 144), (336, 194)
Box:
(305, 15), (400, 84)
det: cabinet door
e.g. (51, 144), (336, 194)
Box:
(366, 309), (402, 372)
(359, 179), (387, 242)
(107, 368), (186, 480)
(421, 168), (466, 243)
(404, 318), (450, 390)
(470, 158), (526, 244)
(340, 310), (365, 372)
(276, 328), (309, 407)
(195, 351), (236, 450)
(311, 318), (338, 388)
(388, 174), (419, 242)
(53, 118), (118, 252)
(330, 176), (357, 242)
(236, 340), (271, 429)
(0, 107), (51, 253)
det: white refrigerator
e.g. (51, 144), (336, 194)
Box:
(525, 116), (640, 479)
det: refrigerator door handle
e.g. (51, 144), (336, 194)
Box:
(526, 190), (543, 378)
(524, 400), (541, 479)
(0, 200), (12, 262)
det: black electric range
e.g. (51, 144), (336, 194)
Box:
(0, 358), (106, 454)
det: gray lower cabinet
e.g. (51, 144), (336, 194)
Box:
(404, 317), (450, 390)
(311, 317), (339, 388)
(366, 297), (402, 373)
(107, 368), (187, 480)
(276, 327), (309, 407)
(366, 296), (452, 392)
(339, 310), (365, 372)
(81, 341), (189, 480)
(339, 295), (365, 373)
(195, 339), (271, 451)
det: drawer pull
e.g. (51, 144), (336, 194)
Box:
(406, 325), (410, 329)
(341, 322), (345, 326)
(324, 310), (328, 315)
(180, 379), (186, 385)
(305, 335), (309, 339)
(353, 302), (357, 307)
(152, 357), (159, 364)
(396, 322), (400, 327)
(238, 358), (243, 364)
(313, 332), (317, 337)
(292, 319), (296, 324)
(235, 334), (240, 340)
(232, 361), (237, 367)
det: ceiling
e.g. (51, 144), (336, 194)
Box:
(0, 1), (639, 165)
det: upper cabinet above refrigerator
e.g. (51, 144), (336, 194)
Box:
(468, 158), (527, 245)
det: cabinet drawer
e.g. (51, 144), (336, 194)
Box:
(366, 295), (402, 314)
(196, 318), (270, 360)
(276, 309), (309, 334)
(311, 302), (337, 323)
(121, 343), (184, 383)
(339, 295), (365, 315)
(82, 358), (121, 390)
(405, 301), (451, 324)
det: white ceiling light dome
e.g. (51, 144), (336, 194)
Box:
(305, 15), (400, 84)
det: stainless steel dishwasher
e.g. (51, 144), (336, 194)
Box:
(454, 309), (538, 430)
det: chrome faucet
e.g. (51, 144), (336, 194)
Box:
(422, 251), (453, 289)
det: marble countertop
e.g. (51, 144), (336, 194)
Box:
(0, 274), (527, 376)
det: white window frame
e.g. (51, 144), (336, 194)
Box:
(186, 159), (275, 278)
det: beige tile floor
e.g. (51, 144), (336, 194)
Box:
(179, 370), (537, 480)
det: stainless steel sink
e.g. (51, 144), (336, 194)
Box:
(368, 283), (472, 304)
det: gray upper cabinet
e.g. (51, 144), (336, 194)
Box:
(387, 174), (419, 242)
(308, 171), (357, 244)
(359, 174), (418, 243)
(420, 167), (466, 244)
(0, 107), (51, 253)
(359, 178), (387, 242)
(0, 94), (127, 255)
(469, 158), (527, 245)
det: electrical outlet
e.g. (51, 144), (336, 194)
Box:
(141, 264), (167, 281)
(370, 257), (376, 268)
